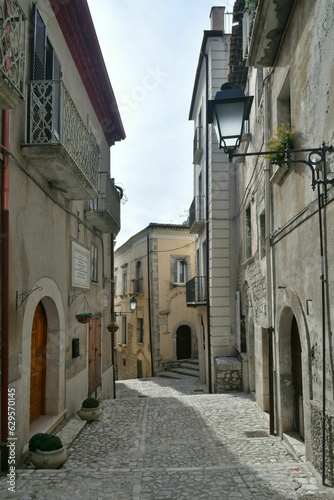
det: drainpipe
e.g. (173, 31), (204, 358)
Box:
(263, 70), (275, 435)
(202, 52), (212, 394)
(1, 109), (10, 472)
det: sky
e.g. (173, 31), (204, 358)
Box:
(87, 0), (234, 248)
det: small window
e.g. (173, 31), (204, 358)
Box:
(91, 244), (98, 283)
(137, 318), (144, 343)
(174, 259), (187, 285)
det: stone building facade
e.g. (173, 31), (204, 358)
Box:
(230, 0), (334, 484)
(0, 0), (124, 467)
(114, 224), (197, 379)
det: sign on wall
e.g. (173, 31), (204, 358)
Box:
(72, 241), (90, 289)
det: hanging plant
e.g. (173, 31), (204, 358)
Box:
(107, 317), (119, 333)
(75, 293), (93, 324)
(267, 123), (294, 165)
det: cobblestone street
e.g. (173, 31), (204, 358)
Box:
(1, 377), (334, 499)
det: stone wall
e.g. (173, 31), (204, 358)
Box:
(215, 357), (242, 393)
(310, 401), (334, 485)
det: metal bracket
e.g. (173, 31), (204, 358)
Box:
(16, 286), (43, 309)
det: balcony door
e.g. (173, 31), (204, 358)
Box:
(31, 5), (61, 142)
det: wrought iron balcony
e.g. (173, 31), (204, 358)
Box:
(189, 196), (205, 234)
(0, 0), (26, 108)
(186, 276), (207, 307)
(86, 173), (121, 234)
(22, 80), (100, 200)
(193, 126), (203, 165)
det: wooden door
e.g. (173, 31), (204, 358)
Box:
(89, 318), (101, 394)
(30, 303), (47, 422)
(176, 325), (191, 360)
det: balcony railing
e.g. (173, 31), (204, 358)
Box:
(86, 173), (121, 234)
(0, 0), (26, 108)
(193, 126), (203, 165)
(22, 80), (100, 200)
(189, 196), (205, 234)
(186, 276), (207, 307)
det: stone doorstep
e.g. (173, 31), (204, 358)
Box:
(55, 418), (87, 448)
(283, 432), (306, 462)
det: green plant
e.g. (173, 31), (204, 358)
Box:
(245, 0), (258, 15)
(29, 433), (63, 452)
(82, 397), (100, 408)
(267, 123), (294, 164)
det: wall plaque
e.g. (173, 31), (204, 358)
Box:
(72, 241), (90, 289)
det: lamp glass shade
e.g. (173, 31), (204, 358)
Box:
(213, 99), (247, 150)
(129, 296), (137, 312)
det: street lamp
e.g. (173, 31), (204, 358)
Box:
(210, 81), (334, 486)
(208, 82), (253, 161)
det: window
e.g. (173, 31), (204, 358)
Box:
(121, 316), (127, 344)
(122, 270), (127, 295)
(91, 244), (98, 283)
(174, 259), (187, 285)
(137, 318), (144, 344)
(259, 211), (266, 258)
(134, 261), (143, 293)
(246, 205), (252, 258)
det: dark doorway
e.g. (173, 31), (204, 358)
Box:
(291, 316), (304, 439)
(176, 325), (191, 360)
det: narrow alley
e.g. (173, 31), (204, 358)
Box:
(1, 377), (333, 499)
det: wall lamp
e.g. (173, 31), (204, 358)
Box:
(114, 296), (137, 316)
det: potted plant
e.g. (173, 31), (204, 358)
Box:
(245, 0), (258, 15)
(267, 123), (294, 164)
(77, 397), (103, 422)
(29, 433), (68, 469)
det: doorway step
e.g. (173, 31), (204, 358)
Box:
(283, 432), (306, 462)
(158, 359), (199, 379)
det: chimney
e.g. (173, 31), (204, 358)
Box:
(210, 6), (225, 31)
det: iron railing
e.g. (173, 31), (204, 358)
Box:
(88, 173), (121, 233)
(189, 196), (205, 232)
(186, 276), (207, 306)
(26, 79), (99, 188)
(0, 0), (26, 98)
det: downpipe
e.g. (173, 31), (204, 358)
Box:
(1, 109), (10, 472)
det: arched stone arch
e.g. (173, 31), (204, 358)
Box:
(276, 287), (312, 453)
(21, 277), (66, 439)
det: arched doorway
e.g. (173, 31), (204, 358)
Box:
(30, 302), (47, 422)
(176, 325), (191, 360)
(291, 316), (304, 439)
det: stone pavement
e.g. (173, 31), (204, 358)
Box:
(1, 377), (334, 499)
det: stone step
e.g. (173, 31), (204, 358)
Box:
(158, 370), (193, 380)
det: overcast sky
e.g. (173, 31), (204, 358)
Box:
(87, 0), (234, 248)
